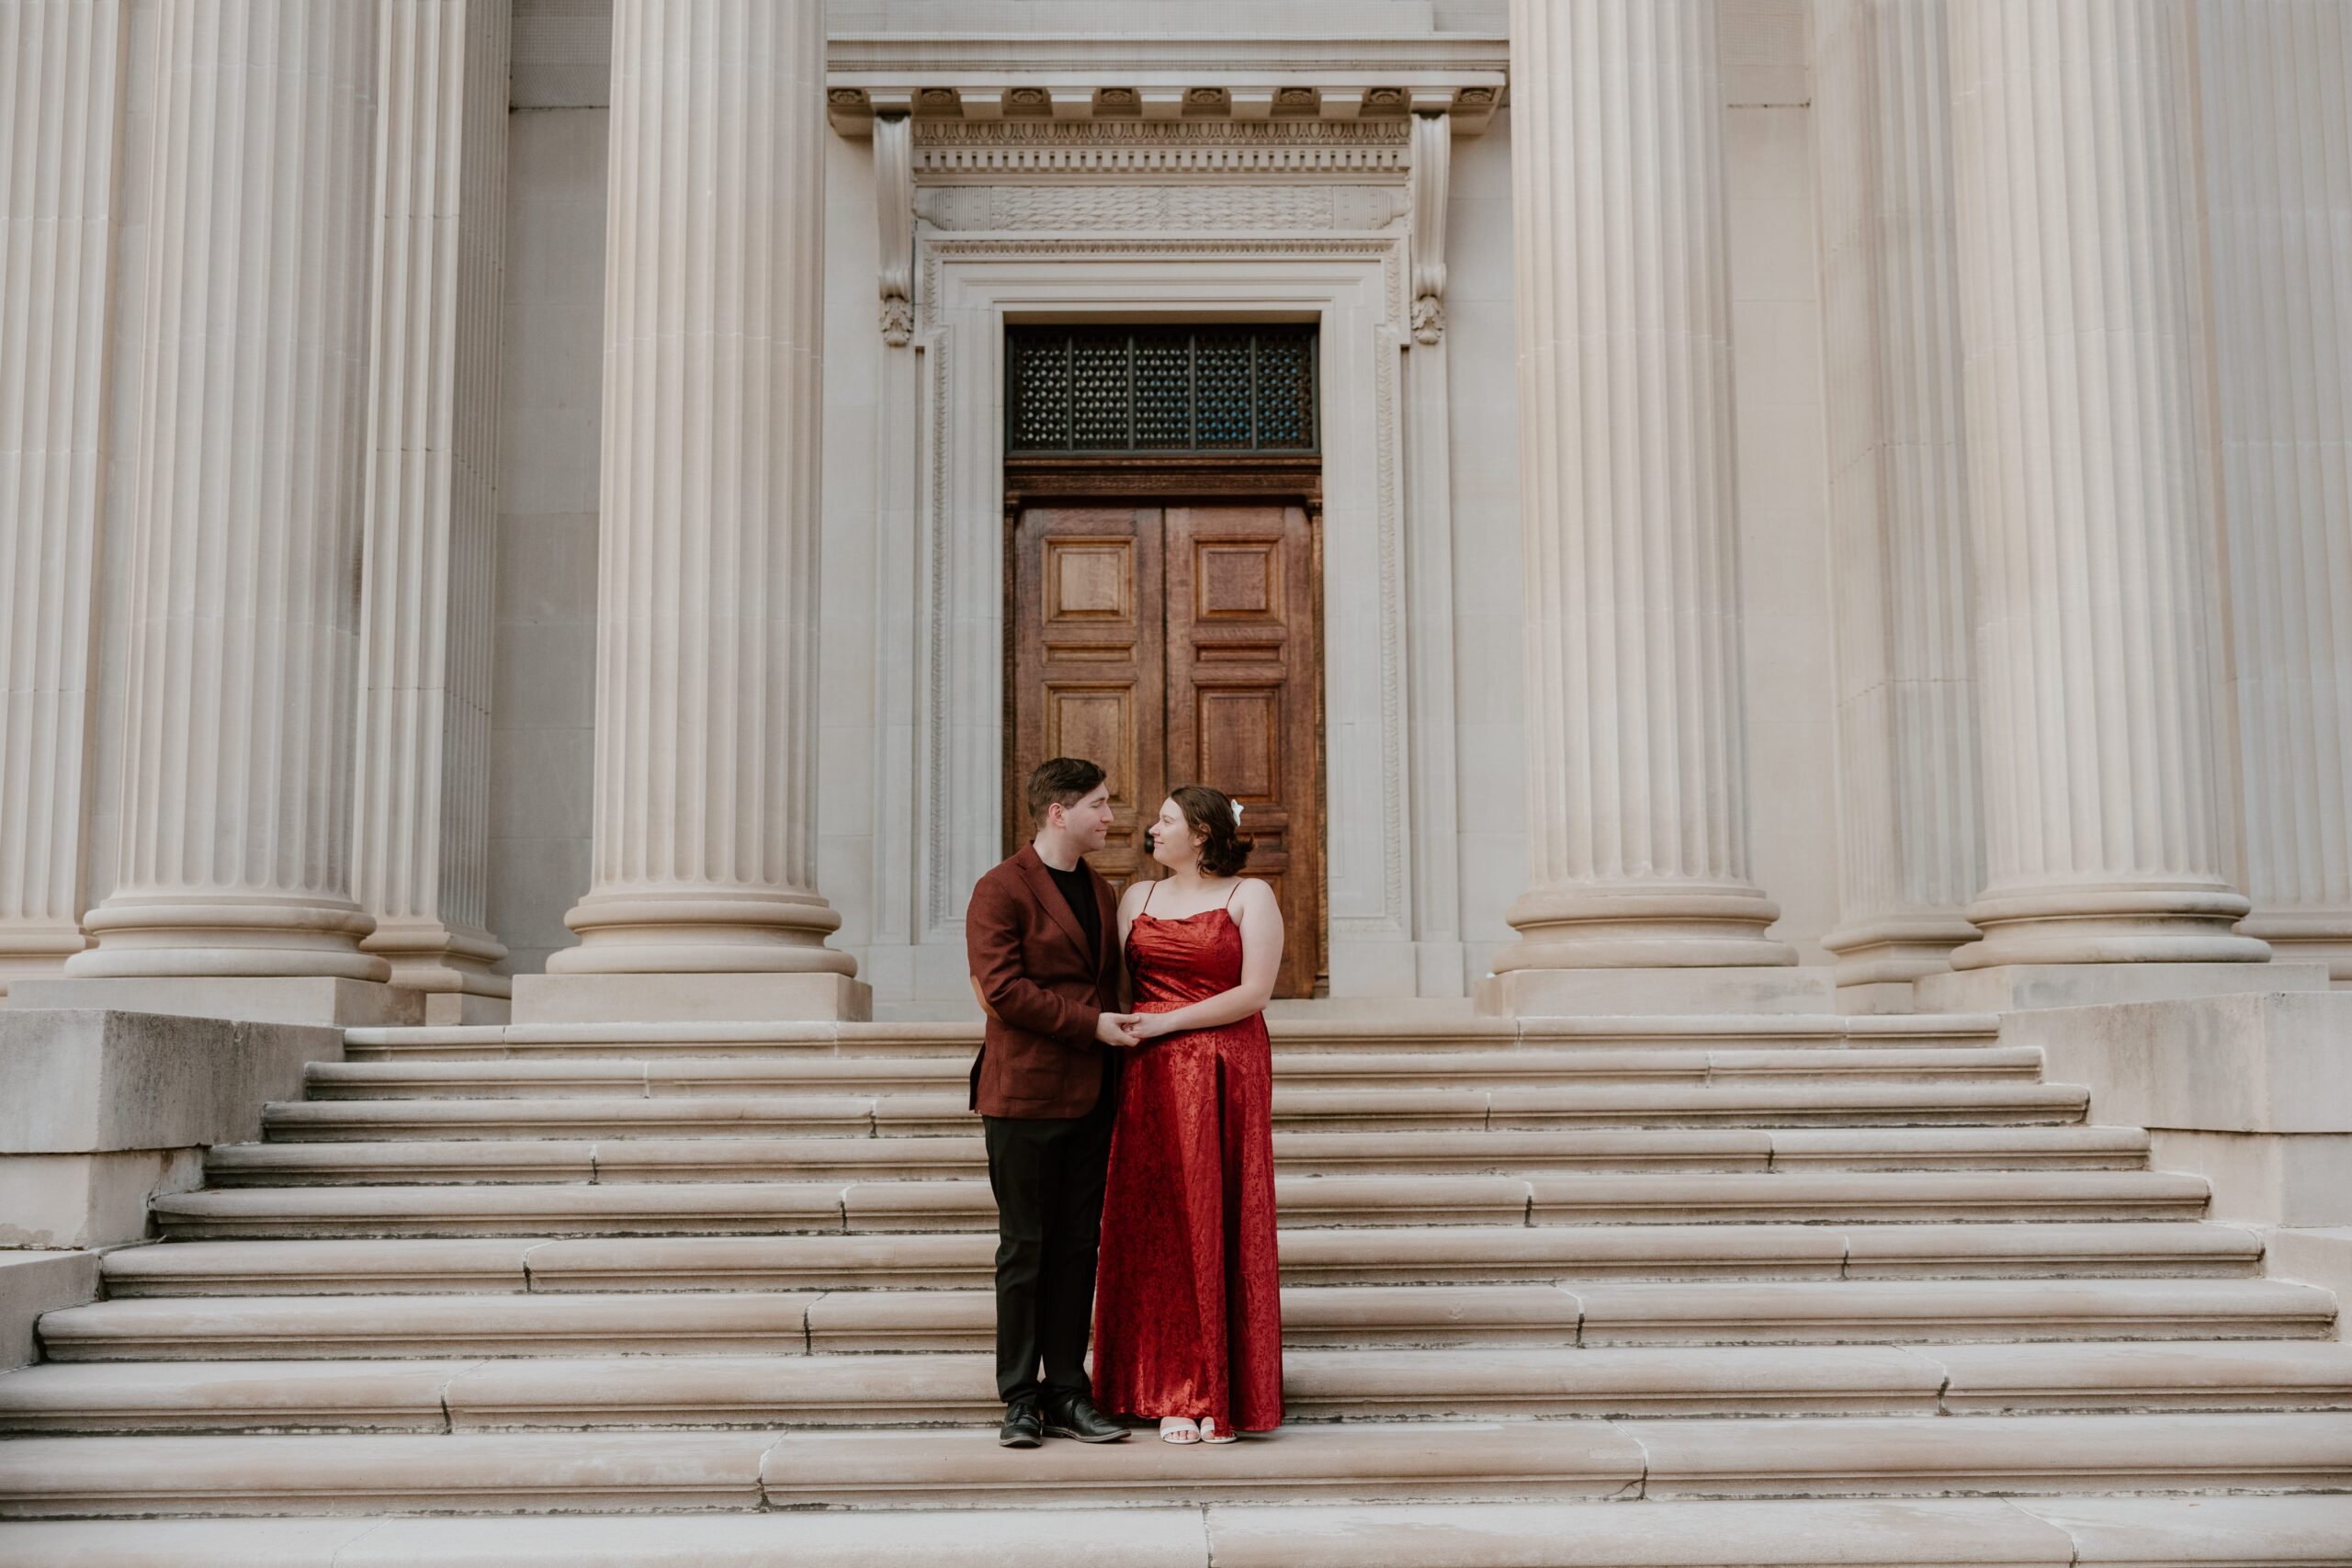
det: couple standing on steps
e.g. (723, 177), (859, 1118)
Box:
(966, 756), (1286, 1449)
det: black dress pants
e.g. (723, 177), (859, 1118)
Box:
(982, 1090), (1114, 1405)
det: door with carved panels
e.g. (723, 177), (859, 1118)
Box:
(1010, 502), (1322, 998)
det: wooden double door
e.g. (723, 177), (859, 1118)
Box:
(1009, 501), (1322, 998)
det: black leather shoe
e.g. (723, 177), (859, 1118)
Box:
(998, 1399), (1044, 1449)
(1042, 1393), (1128, 1443)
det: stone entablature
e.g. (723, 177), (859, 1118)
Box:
(824, 31), (1504, 134)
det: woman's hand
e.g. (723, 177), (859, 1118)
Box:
(1127, 1011), (1176, 1042)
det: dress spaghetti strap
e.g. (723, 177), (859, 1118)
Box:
(1141, 878), (1158, 915)
(1222, 880), (1240, 910)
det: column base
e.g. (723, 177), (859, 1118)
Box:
(1820, 914), (1983, 987)
(511, 971), (874, 1024)
(8, 976), (423, 1028)
(1496, 884), (1798, 971)
(1915, 961), (2332, 1013)
(364, 919), (512, 1022)
(1952, 883), (2270, 969)
(549, 889), (859, 978)
(1474, 964), (1836, 1018)
(0, 923), (90, 996)
(2236, 912), (2352, 985)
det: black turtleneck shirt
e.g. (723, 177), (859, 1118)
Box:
(1044, 858), (1101, 965)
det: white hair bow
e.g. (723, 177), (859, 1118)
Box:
(1232, 801), (1245, 824)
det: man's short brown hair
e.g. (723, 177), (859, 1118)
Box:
(1027, 757), (1107, 825)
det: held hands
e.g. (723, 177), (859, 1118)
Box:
(1095, 1011), (1145, 1048)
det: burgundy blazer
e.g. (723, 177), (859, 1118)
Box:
(966, 843), (1124, 1119)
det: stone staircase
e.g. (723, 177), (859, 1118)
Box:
(3, 1011), (2350, 1564)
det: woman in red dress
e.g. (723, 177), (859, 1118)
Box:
(1091, 784), (1284, 1444)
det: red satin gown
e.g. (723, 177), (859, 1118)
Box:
(1090, 886), (1284, 1432)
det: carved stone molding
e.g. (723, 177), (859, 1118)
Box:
(911, 118), (1411, 175)
(914, 183), (1407, 232)
(891, 233), (1435, 993)
(1408, 113), (1450, 343)
(874, 115), (914, 344)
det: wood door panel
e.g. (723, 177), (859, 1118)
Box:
(1164, 503), (1322, 998)
(1011, 508), (1162, 891)
(1011, 500), (1321, 995)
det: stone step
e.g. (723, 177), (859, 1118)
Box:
(8, 1340), (2349, 1434)
(99, 1221), (2268, 1297)
(5, 1495), (2350, 1567)
(337, 1011), (2006, 1062)
(259, 1080), (2093, 1141)
(202, 1125), (2154, 1187)
(39, 1279), (2329, 1361)
(303, 1044), (2045, 1100)
(2, 1414), (2345, 1515)
(147, 1169), (2211, 1240)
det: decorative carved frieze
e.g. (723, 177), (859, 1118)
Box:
(914, 183), (1406, 232)
(911, 118), (1411, 175)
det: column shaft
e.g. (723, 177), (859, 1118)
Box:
(1945, 0), (2266, 966)
(2200, 0), (2352, 979)
(66, 0), (389, 982)
(1813, 0), (1986, 993)
(1493, 0), (1793, 979)
(541, 0), (857, 1003)
(351, 0), (511, 1016)
(0, 0), (126, 988)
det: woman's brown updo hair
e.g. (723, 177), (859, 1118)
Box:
(1169, 784), (1252, 878)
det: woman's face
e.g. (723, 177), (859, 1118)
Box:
(1147, 797), (1201, 871)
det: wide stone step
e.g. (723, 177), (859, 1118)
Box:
(303, 1044), (2045, 1100)
(202, 1124), (2154, 1187)
(4, 1496), (2348, 1568)
(146, 1169), (2210, 1240)
(8, 1340), (2350, 1434)
(99, 1221), (2267, 1297)
(258, 1080), (2093, 1140)
(3, 1414), (2346, 1515)
(39, 1279), (2328, 1360)
(337, 1012), (2006, 1062)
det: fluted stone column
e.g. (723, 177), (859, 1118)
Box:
(350, 0), (513, 1023)
(2200, 0), (2352, 983)
(1928, 0), (2274, 1006)
(1482, 0), (1806, 1018)
(1812, 0), (1986, 1006)
(0, 0), (127, 991)
(516, 0), (865, 1022)
(31, 1), (407, 1027)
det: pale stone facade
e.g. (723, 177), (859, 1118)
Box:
(7, 5), (2352, 1551)
(2, 0), (2347, 1021)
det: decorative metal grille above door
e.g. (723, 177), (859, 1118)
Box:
(1006, 325), (1318, 455)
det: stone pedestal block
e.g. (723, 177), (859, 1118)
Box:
(1917, 964), (2331, 1016)
(510, 973), (873, 1026)
(0, 1010), (343, 1249)
(0, 1252), (101, 1371)
(1476, 966), (1836, 1019)
(2002, 991), (2352, 1226)
(12, 978), (423, 1030)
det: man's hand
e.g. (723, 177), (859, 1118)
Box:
(1094, 1011), (1143, 1048)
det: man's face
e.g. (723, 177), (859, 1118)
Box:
(1059, 784), (1115, 854)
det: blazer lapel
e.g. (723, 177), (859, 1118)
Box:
(1091, 866), (1120, 986)
(1014, 844), (1093, 964)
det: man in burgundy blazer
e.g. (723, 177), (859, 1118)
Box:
(966, 757), (1139, 1448)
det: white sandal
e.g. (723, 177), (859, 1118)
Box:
(1159, 1416), (1201, 1444)
(1199, 1417), (1238, 1445)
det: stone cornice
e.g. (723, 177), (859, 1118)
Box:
(827, 33), (1504, 135)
